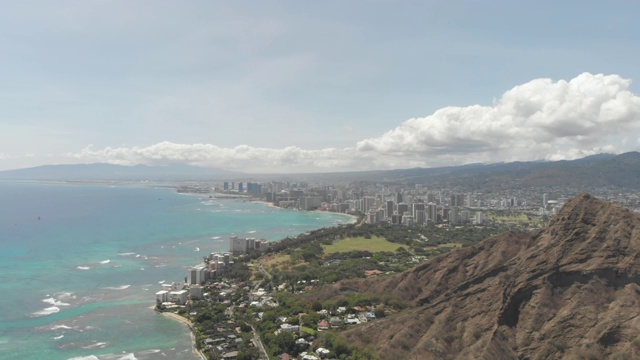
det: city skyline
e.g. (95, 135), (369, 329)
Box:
(2, 1), (640, 173)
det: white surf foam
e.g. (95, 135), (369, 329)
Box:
(76, 266), (91, 270)
(42, 297), (70, 307)
(58, 292), (75, 299)
(247, 230), (256, 233)
(68, 356), (99, 360)
(99, 259), (111, 264)
(103, 285), (131, 290)
(194, 247), (200, 252)
(211, 236), (221, 239)
(158, 280), (165, 284)
(53, 335), (64, 340)
(137, 349), (161, 356)
(118, 252), (135, 256)
(51, 325), (73, 330)
(117, 353), (138, 360)
(33, 306), (60, 317)
(82, 342), (108, 349)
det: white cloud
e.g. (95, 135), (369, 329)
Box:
(356, 72), (640, 164)
(68, 73), (640, 173)
(69, 142), (367, 173)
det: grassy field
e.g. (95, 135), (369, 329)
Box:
(485, 212), (543, 227)
(437, 243), (463, 249)
(300, 326), (317, 335)
(322, 236), (402, 254)
(261, 253), (290, 270)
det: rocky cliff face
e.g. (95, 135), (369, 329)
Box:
(342, 194), (640, 359)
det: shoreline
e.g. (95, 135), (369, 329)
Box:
(155, 200), (356, 360)
(156, 309), (206, 360)
(312, 209), (359, 223)
(251, 200), (279, 209)
(251, 200), (358, 224)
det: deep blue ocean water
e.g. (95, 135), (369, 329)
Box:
(0, 181), (351, 360)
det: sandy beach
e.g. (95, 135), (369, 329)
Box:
(252, 200), (359, 223)
(312, 209), (359, 223)
(251, 200), (279, 209)
(157, 310), (206, 360)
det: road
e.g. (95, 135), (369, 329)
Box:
(251, 325), (269, 359)
(258, 261), (272, 279)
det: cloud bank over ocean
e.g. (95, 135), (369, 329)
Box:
(70, 73), (640, 173)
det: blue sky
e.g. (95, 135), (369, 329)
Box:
(1, 1), (640, 172)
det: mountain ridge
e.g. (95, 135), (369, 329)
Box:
(1, 152), (639, 187)
(0, 163), (243, 181)
(335, 194), (640, 359)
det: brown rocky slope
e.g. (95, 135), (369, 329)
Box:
(341, 194), (640, 359)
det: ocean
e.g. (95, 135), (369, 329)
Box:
(0, 181), (352, 360)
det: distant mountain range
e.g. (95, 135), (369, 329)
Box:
(1, 152), (640, 187)
(0, 163), (243, 181)
(296, 152), (640, 188)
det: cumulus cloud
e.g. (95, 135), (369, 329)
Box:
(356, 72), (640, 164)
(69, 73), (640, 172)
(69, 143), (368, 173)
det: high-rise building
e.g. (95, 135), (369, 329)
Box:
(412, 202), (425, 220)
(238, 182), (244, 193)
(449, 207), (460, 225)
(427, 203), (438, 223)
(247, 182), (262, 194)
(449, 194), (464, 207)
(299, 196), (322, 210)
(187, 265), (208, 285)
(386, 200), (394, 220)
(364, 196), (376, 212)
(367, 210), (377, 224)
(223, 182), (229, 190)
(397, 203), (409, 217)
(229, 236), (269, 254)
(460, 210), (470, 223)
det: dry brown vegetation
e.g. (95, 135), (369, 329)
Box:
(327, 194), (640, 359)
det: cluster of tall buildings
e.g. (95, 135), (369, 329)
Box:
(223, 181), (263, 194)
(229, 236), (270, 254)
(156, 252), (234, 306)
(361, 196), (483, 226)
(217, 179), (554, 227)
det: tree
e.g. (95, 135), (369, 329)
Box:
(271, 331), (296, 355)
(311, 301), (323, 312)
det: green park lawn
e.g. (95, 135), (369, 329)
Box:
(322, 236), (402, 255)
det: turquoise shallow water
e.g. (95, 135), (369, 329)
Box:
(0, 181), (351, 360)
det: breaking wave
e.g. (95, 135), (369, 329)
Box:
(33, 306), (60, 317)
(103, 285), (131, 290)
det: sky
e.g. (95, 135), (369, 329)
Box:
(1, 0), (640, 173)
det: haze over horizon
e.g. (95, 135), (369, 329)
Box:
(2, 1), (640, 174)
